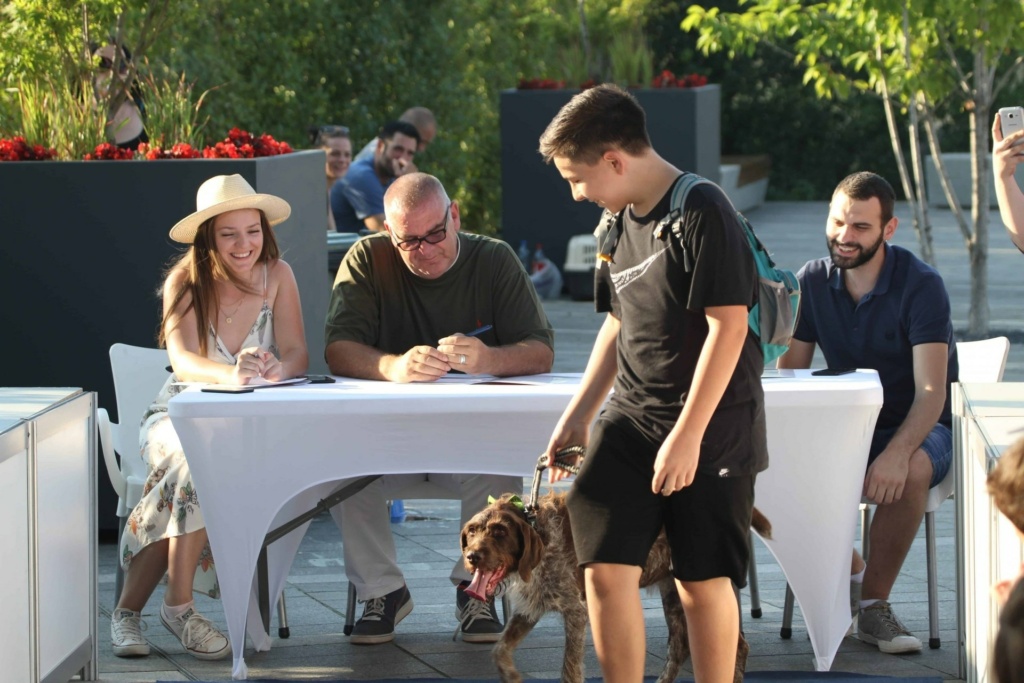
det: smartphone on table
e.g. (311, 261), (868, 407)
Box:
(998, 106), (1024, 144)
(811, 368), (856, 376)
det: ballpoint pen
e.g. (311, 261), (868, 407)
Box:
(465, 324), (493, 337)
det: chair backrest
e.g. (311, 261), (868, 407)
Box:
(955, 337), (1010, 383)
(109, 343), (171, 482)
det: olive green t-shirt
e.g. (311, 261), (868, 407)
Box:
(325, 232), (554, 355)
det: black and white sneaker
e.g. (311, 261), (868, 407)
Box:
(455, 582), (504, 643)
(350, 585), (414, 645)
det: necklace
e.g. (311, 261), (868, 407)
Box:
(221, 293), (247, 324)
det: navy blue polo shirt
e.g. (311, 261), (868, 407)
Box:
(793, 243), (958, 430)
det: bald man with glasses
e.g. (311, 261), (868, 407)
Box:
(324, 172), (554, 645)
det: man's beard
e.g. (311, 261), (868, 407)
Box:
(827, 231), (885, 269)
(374, 153), (397, 181)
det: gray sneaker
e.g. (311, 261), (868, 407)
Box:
(160, 605), (230, 660)
(350, 585), (413, 645)
(455, 583), (503, 643)
(111, 608), (150, 657)
(857, 600), (922, 654)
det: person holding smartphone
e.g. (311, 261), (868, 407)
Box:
(111, 174), (308, 661)
(778, 172), (958, 655)
(993, 107), (1024, 252)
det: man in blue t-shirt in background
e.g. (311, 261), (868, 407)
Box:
(331, 120), (420, 233)
(778, 171), (959, 655)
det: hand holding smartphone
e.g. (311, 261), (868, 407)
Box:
(998, 106), (1024, 145)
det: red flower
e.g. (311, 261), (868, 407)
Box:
(651, 69), (708, 89)
(202, 129), (293, 158)
(83, 142), (135, 160)
(137, 142), (202, 160)
(0, 136), (57, 161)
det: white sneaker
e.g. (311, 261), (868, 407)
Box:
(160, 604), (230, 660)
(111, 608), (150, 657)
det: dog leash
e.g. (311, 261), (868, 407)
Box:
(526, 445), (586, 518)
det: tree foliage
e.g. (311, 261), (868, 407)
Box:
(684, 0), (1024, 334)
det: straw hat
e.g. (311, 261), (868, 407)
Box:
(169, 174), (291, 243)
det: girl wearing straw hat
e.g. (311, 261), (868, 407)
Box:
(111, 174), (309, 661)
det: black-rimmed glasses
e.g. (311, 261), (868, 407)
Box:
(393, 203), (451, 251)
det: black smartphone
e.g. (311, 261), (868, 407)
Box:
(201, 386), (255, 394)
(811, 368), (856, 376)
(306, 374), (336, 384)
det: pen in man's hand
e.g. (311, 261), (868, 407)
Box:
(465, 324), (493, 337)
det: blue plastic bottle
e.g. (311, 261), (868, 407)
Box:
(518, 239), (531, 270)
(389, 499), (406, 523)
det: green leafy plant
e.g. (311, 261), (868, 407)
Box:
(15, 77), (105, 160)
(136, 63), (211, 150)
(608, 23), (654, 88)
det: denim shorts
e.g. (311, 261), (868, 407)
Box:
(868, 423), (953, 487)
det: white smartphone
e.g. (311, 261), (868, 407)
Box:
(998, 106), (1024, 144)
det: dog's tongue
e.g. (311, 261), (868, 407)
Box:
(465, 569), (494, 601)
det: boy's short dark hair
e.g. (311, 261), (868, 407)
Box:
(538, 84), (651, 165)
(380, 120), (421, 145)
(987, 436), (1024, 534)
(833, 171), (896, 225)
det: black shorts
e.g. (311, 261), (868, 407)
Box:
(566, 417), (755, 586)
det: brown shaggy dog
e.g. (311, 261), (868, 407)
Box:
(460, 492), (772, 683)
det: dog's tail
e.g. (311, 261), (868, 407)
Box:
(751, 506), (772, 540)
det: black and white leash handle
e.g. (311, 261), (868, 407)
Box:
(528, 444), (586, 510)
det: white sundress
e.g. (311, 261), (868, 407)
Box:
(120, 265), (278, 598)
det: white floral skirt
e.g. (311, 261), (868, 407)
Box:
(120, 411), (219, 598)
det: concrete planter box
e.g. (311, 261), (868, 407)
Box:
(925, 152), (1023, 208)
(0, 150), (328, 531)
(500, 85), (721, 271)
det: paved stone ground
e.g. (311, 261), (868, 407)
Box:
(78, 200), (1022, 681)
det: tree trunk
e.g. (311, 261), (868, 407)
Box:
(879, 73), (931, 261)
(967, 50), (992, 337)
(907, 99), (935, 265)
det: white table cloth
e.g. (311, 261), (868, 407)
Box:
(169, 370), (881, 678)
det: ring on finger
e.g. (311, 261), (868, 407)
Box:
(459, 354), (467, 365)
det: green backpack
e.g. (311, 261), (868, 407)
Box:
(595, 173), (801, 365)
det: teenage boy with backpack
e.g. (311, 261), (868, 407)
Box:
(539, 84), (769, 683)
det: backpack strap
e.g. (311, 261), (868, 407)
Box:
(656, 172), (715, 272)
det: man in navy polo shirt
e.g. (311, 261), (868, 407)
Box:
(331, 120), (420, 233)
(778, 171), (958, 654)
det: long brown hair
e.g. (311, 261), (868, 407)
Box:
(158, 210), (281, 356)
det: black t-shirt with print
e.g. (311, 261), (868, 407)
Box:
(596, 176), (769, 477)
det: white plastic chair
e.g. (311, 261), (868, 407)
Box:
(97, 343), (171, 603)
(780, 337), (1010, 648)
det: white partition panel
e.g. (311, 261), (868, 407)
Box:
(0, 421), (33, 683)
(954, 382), (1024, 683)
(35, 397), (95, 681)
(0, 389), (97, 683)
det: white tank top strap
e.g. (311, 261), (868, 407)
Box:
(262, 261), (269, 305)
